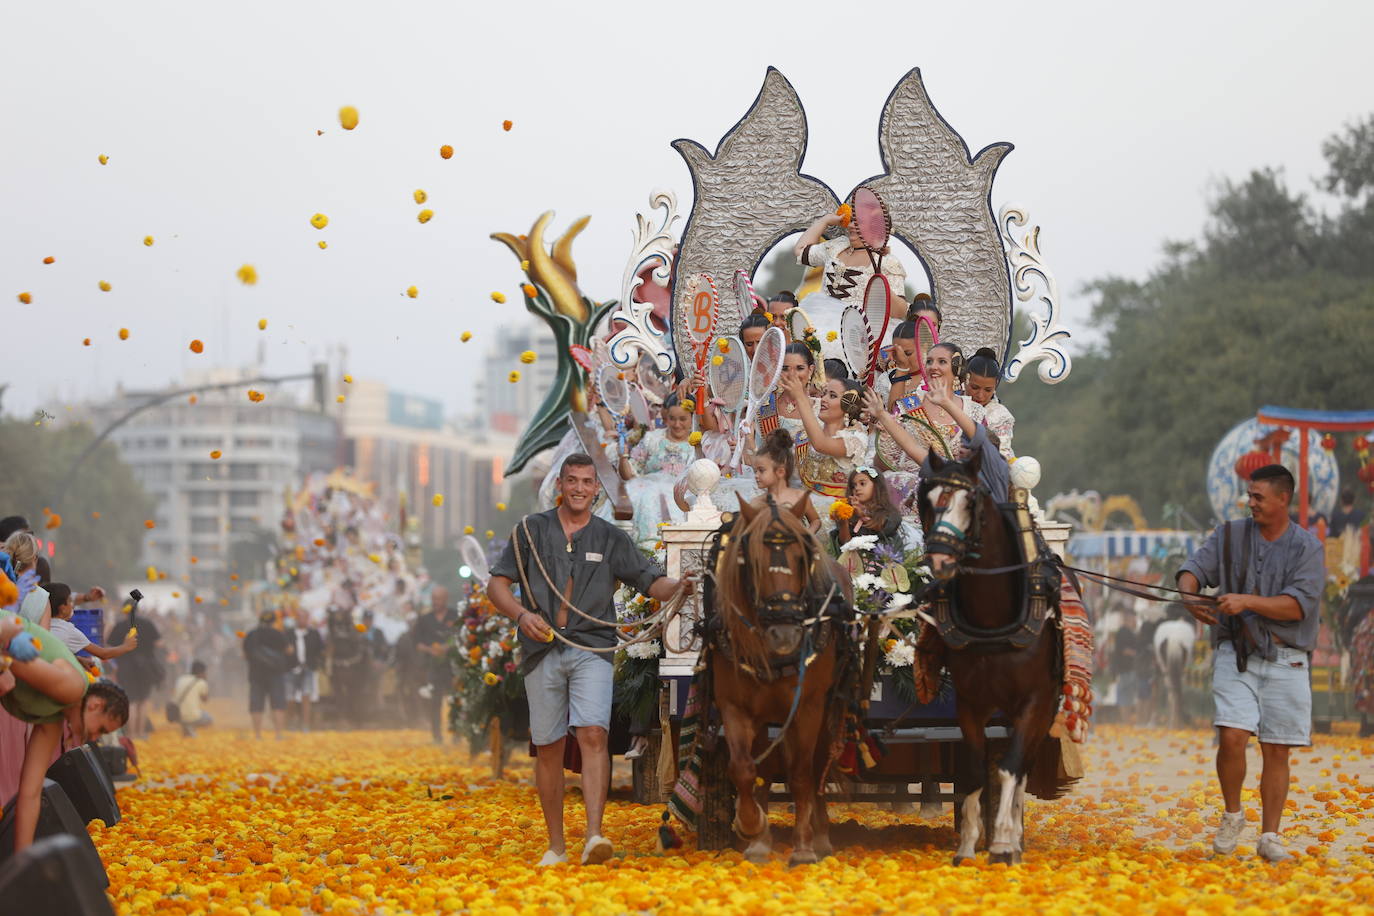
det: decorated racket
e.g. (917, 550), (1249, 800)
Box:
(784, 305), (813, 343)
(733, 269), (766, 315)
(685, 273), (719, 415)
(461, 534), (491, 585)
(731, 326), (786, 468)
(852, 185), (891, 271)
(708, 336), (748, 415)
(861, 274), (892, 384)
(635, 352), (672, 405)
(913, 314), (940, 389)
(839, 304), (872, 382)
(628, 384), (651, 428)
(596, 364), (630, 456)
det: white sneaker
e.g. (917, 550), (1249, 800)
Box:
(1213, 810), (1245, 855)
(581, 835), (613, 865)
(1257, 832), (1293, 863)
(536, 849), (568, 867)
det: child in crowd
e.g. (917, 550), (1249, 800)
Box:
(0, 614), (129, 850)
(963, 347), (1015, 461)
(171, 660), (212, 736)
(750, 429), (820, 532)
(44, 582), (139, 673)
(835, 467), (909, 552)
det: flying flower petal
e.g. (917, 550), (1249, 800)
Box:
(439, 144), (454, 159)
(338, 105), (359, 130)
(237, 264), (258, 285)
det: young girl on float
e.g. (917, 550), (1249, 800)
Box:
(748, 429), (820, 532)
(834, 466), (907, 553)
(779, 371), (873, 528)
(963, 347), (1015, 461)
(616, 391), (698, 547)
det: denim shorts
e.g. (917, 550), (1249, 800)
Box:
(525, 646), (613, 746)
(1212, 642), (1312, 745)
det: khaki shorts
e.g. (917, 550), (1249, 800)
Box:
(1212, 642), (1312, 746)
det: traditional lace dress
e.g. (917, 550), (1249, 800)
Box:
(798, 425), (874, 530)
(616, 428), (696, 547)
(798, 237), (907, 307)
(756, 392), (816, 487)
(980, 396), (1016, 461)
(874, 389), (985, 551)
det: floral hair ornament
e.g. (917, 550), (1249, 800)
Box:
(854, 465), (881, 480)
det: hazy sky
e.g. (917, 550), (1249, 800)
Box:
(3, 0), (1369, 419)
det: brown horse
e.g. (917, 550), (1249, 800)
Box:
(709, 494), (852, 865)
(918, 451), (1064, 864)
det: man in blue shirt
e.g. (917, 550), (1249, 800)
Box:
(1178, 465), (1324, 863)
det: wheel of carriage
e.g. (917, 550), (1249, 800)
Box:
(631, 731), (666, 804)
(695, 742), (736, 851)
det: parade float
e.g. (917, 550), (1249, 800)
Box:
(460, 67), (1085, 859)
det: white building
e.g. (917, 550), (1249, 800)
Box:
(82, 368), (339, 590)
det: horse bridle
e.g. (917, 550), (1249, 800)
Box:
(739, 498), (821, 629)
(921, 466), (987, 563)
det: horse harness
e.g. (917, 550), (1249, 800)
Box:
(921, 466), (1058, 653)
(704, 499), (849, 683)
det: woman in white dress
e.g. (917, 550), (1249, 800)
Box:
(778, 374), (874, 528)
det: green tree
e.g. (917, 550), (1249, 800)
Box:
(1004, 114), (1374, 525)
(0, 417), (154, 590)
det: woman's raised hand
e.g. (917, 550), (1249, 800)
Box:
(779, 373), (807, 400)
(924, 374), (954, 408)
(862, 389), (891, 424)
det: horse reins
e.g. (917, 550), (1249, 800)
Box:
(510, 516), (692, 654)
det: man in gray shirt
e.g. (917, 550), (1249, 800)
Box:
(488, 452), (687, 868)
(1177, 464), (1324, 864)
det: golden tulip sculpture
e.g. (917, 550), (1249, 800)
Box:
(490, 212), (616, 476)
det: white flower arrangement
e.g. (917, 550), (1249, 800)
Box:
(882, 638), (915, 668)
(839, 534), (879, 554)
(624, 639), (662, 660)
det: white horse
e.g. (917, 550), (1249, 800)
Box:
(1153, 619), (1195, 728)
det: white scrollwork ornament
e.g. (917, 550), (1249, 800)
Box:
(1000, 205), (1072, 384)
(608, 189), (680, 373)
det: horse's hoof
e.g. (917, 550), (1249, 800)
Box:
(743, 848), (771, 864)
(788, 851), (819, 867)
(952, 854), (974, 866)
(989, 851), (1016, 865)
